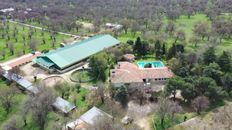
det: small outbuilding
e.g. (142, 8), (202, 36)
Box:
(52, 97), (76, 115)
(66, 106), (112, 130)
(122, 54), (135, 62)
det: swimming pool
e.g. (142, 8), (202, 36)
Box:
(137, 61), (165, 68)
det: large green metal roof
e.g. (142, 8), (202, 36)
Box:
(35, 35), (120, 69)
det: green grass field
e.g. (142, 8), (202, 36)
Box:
(117, 14), (232, 55)
(0, 21), (70, 61)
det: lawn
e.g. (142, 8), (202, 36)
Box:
(70, 87), (88, 108)
(164, 14), (211, 40)
(118, 31), (141, 43)
(0, 21), (70, 61)
(71, 70), (94, 83)
(118, 13), (232, 55)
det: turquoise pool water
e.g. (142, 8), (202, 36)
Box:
(137, 61), (164, 68)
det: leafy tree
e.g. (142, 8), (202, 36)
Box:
(140, 41), (149, 56)
(221, 73), (232, 92)
(192, 96), (210, 115)
(165, 76), (185, 101)
(133, 37), (142, 54)
(181, 82), (196, 102)
(162, 44), (166, 55)
(114, 86), (128, 108)
(167, 43), (176, 60)
(203, 47), (217, 65)
(89, 52), (109, 81)
(194, 77), (223, 101)
(155, 40), (161, 58)
(203, 63), (223, 85)
(176, 44), (185, 53)
(217, 51), (231, 72)
(168, 58), (182, 73)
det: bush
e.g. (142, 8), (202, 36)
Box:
(75, 84), (81, 93)
(0, 107), (7, 122)
(81, 95), (86, 101)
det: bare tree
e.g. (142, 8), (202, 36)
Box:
(90, 116), (124, 130)
(192, 96), (210, 115)
(165, 21), (176, 35)
(128, 83), (147, 106)
(96, 81), (105, 104)
(1, 49), (6, 59)
(86, 90), (101, 108)
(156, 97), (181, 129)
(23, 88), (56, 130)
(0, 85), (18, 113)
(121, 19), (131, 34)
(8, 43), (14, 55)
(54, 81), (70, 99)
(174, 30), (186, 43)
(3, 118), (20, 130)
(193, 22), (209, 40)
(29, 40), (38, 51)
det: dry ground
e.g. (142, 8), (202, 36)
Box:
(127, 101), (157, 130)
(171, 102), (232, 130)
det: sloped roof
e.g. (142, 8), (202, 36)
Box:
(0, 51), (41, 71)
(36, 35), (120, 69)
(110, 62), (174, 84)
(80, 106), (112, 125)
(53, 97), (76, 114)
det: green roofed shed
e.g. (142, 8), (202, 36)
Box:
(34, 35), (120, 70)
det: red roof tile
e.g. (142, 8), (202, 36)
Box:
(110, 62), (173, 84)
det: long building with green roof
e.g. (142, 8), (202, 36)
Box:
(33, 35), (120, 73)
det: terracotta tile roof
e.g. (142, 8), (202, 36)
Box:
(110, 62), (173, 84)
(0, 51), (41, 71)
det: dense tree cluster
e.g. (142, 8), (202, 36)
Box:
(1, 0), (231, 33)
(166, 47), (232, 110)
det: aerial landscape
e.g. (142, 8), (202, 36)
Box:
(0, 0), (232, 130)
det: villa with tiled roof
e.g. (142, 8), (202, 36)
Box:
(110, 61), (173, 87)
